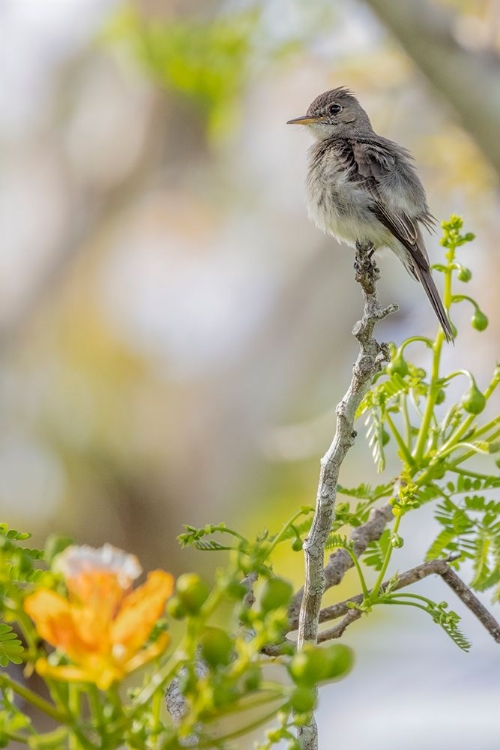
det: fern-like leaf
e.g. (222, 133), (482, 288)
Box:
(324, 534), (350, 551)
(337, 482), (393, 501)
(0, 624), (24, 667)
(363, 530), (391, 571)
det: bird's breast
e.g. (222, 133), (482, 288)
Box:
(305, 162), (386, 248)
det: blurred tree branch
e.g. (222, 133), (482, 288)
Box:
(363, 0), (500, 180)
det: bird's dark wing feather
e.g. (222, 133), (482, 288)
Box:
(351, 139), (398, 181)
(338, 137), (452, 342)
(346, 137), (430, 269)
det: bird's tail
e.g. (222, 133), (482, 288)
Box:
(414, 264), (454, 343)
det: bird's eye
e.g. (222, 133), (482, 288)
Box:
(328, 103), (342, 115)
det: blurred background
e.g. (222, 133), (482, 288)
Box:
(1, 0), (500, 748)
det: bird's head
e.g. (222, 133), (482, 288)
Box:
(287, 87), (373, 140)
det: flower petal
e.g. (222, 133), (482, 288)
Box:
(25, 588), (113, 659)
(35, 657), (124, 690)
(124, 632), (171, 675)
(112, 571), (173, 655)
(55, 544), (142, 589)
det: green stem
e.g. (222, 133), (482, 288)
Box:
(134, 656), (183, 709)
(148, 687), (163, 749)
(3, 731), (28, 744)
(446, 466), (499, 481)
(203, 691), (283, 720)
(413, 247), (454, 463)
(198, 705), (288, 748)
(0, 674), (68, 724)
(400, 336), (434, 351)
(262, 508), (312, 561)
(379, 599), (432, 614)
(385, 411), (414, 467)
(401, 394), (412, 451)
(87, 685), (105, 735)
(438, 412), (476, 456)
(369, 514), (401, 602)
(68, 686), (82, 750)
(467, 414), (500, 441)
(343, 546), (370, 599)
(452, 427), (500, 466)
(413, 332), (444, 464)
(386, 592), (436, 606)
(451, 294), (480, 311)
(438, 375), (500, 459)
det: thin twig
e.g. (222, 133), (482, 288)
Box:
(263, 555), (500, 654)
(296, 246), (396, 749)
(440, 566), (500, 643)
(307, 555), (500, 646)
(315, 556), (458, 628)
(317, 609), (363, 643)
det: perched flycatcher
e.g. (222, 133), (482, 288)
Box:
(287, 87), (453, 342)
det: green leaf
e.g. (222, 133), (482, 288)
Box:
(426, 528), (459, 561)
(336, 482), (393, 501)
(363, 530), (391, 571)
(324, 534), (349, 551)
(365, 410), (387, 473)
(0, 624), (24, 667)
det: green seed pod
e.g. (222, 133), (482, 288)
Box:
(435, 389), (446, 405)
(176, 573), (210, 614)
(391, 533), (404, 549)
(381, 429), (391, 446)
(289, 647), (328, 686)
(260, 577), (294, 613)
(200, 627), (233, 668)
(289, 686), (317, 714)
(457, 267), (472, 282)
(322, 644), (354, 681)
(289, 643), (353, 686)
(225, 581), (247, 600)
(471, 310), (488, 331)
(212, 684), (236, 707)
(462, 384), (486, 415)
(166, 596), (187, 620)
(387, 352), (408, 377)
(242, 666), (262, 692)
(292, 538), (303, 552)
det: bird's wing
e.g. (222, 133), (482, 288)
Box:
(337, 137), (452, 342)
(348, 138), (433, 269)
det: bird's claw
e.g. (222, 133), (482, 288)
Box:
(354, 242), (379, 283)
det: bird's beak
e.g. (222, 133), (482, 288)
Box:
(286, 115), (321, 126)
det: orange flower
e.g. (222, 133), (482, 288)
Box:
(24, 544), (173, 690)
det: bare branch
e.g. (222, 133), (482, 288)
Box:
(441, 566), (500, 644)
(316, 557), (456, 628)
(307, 556), (500, 647)
(265, 555), (500, 652)
(295, 247), (395, 749)
(297, 248), (395, 650)
(317, 609), (363, 643)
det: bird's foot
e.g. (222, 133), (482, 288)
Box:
(354, 242), (379, 284)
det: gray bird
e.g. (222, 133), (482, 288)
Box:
(287, 87), (453, 342)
